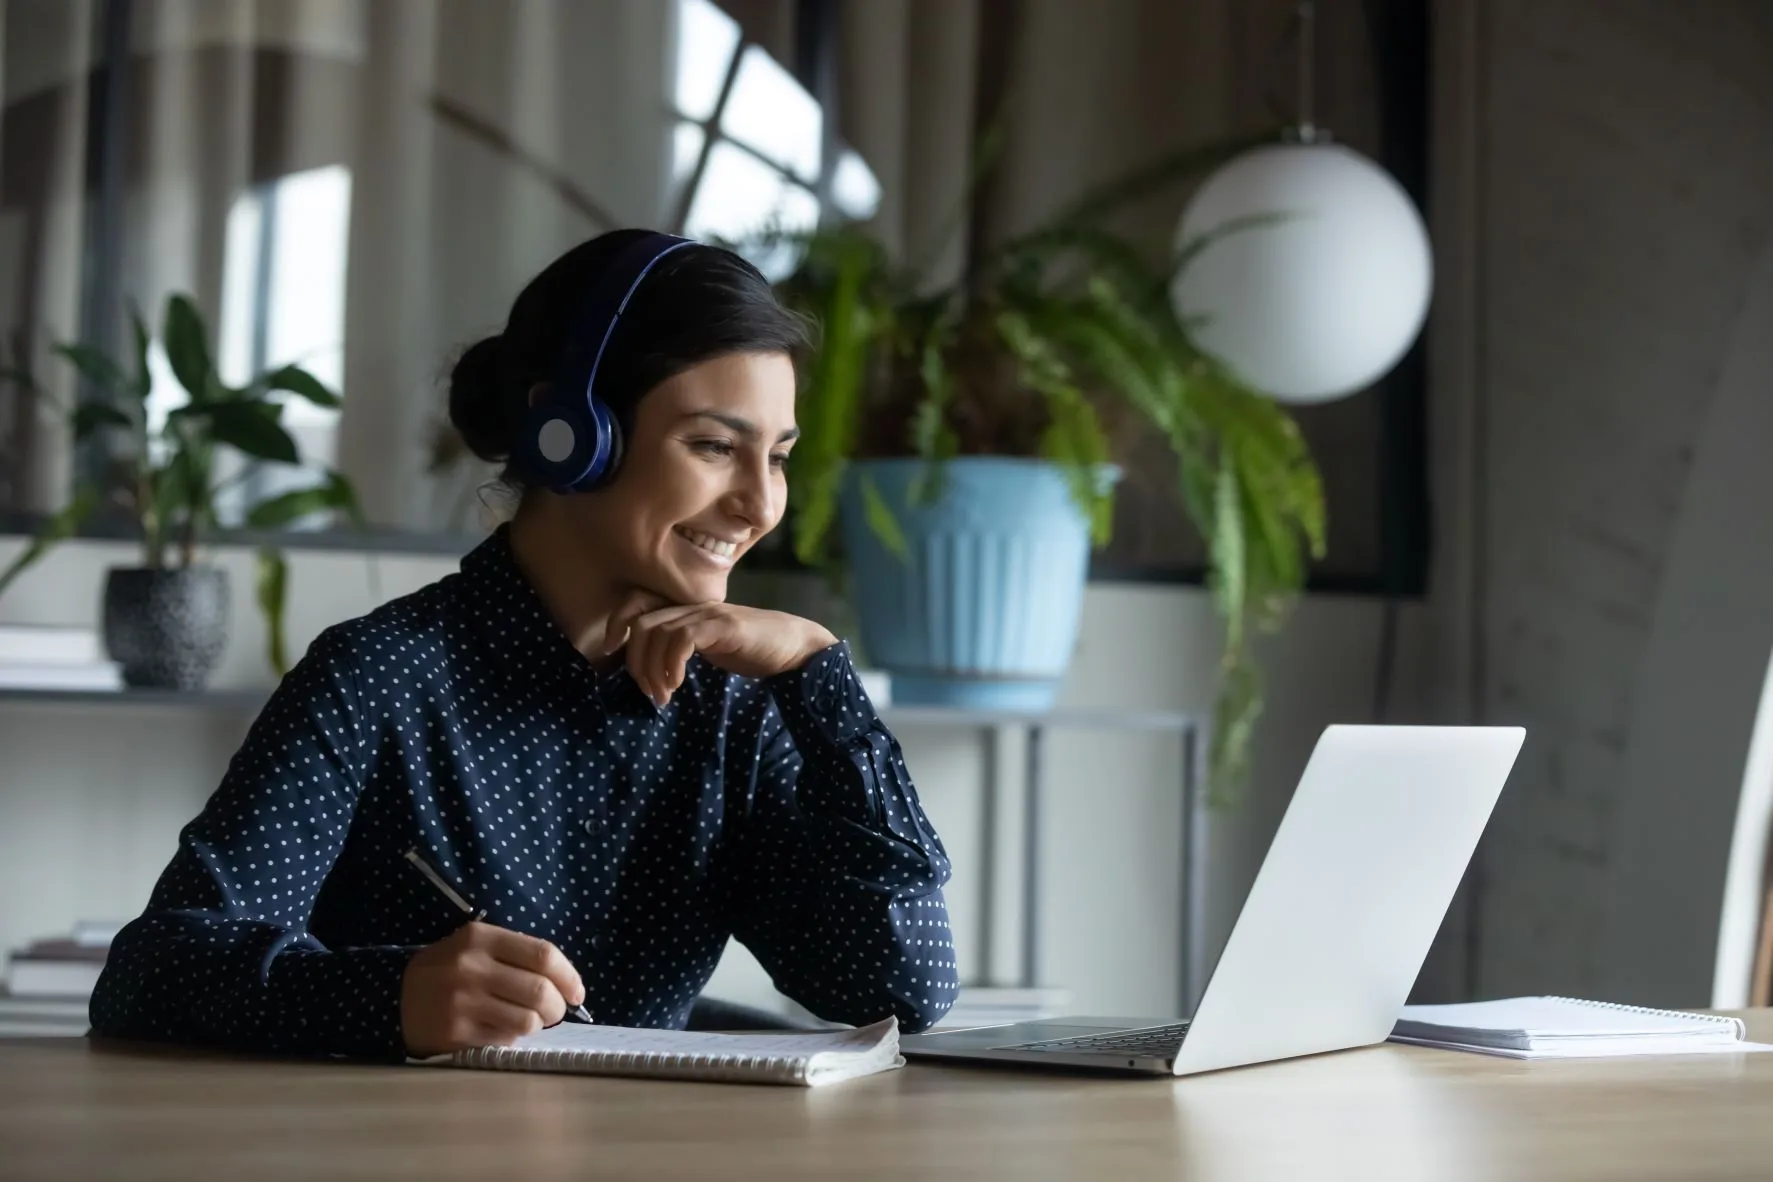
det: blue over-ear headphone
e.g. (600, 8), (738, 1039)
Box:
(515, 232), (698, 493)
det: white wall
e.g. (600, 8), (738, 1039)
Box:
(0, 533), (1418, 1019)
(1450, 0), (1773, 1005)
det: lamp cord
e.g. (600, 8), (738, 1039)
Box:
(1297, 0), (1318, 141)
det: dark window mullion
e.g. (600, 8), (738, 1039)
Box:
(75, 0), (134, 502)
(668, 34), (747, 234)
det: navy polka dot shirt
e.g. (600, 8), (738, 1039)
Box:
(89, 526), (959, 1058)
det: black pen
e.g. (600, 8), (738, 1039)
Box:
(403, 846), (593, 1024)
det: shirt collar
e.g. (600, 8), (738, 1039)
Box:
(457, 525), (663, 718)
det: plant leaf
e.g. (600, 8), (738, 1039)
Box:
(71, 402), (134, 439)
(857, 472), (909, 561)
(255, 546), (290, 678)
(127, 300), (153, 401)
(196, 401), (301, 464)
(1211, 460), (1247, 652)
(163, 293), (217, 404)
(54, 343), (130, 398)
(0, 490), (97, 600)
(787, 234), (875, 568)
(152, 439), (205, 564)
(244, 472), (356, 530)
(262, 364), (342, 409)
(324, 469), (368, 530)
(1206, 654), (1263, 808)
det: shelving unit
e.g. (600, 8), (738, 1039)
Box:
(0, 686), (1209, 1017)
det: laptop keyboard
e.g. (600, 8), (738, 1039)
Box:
(1002, 1021), (1191, 1058)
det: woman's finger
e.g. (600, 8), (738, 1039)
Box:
(604, 591), (675, 654)
(630, 610), (697, 702)
(626, 616), (663, 701)
(642, 612), (701, 704)
(659, 622), (700, 696)
(481, 960), (568, 1028)
(465, 992), (546, 1039)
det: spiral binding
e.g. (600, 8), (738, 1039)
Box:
(453, 1043), (810, 1084)
(1543, 995), (1740, 1030)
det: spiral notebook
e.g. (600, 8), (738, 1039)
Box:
(419, 1017), (902, 1086)
(1389, 996), (1771, 1059)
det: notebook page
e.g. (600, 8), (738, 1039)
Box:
(1389, 1034), (1773, 1059)
(1394, 997), (1738, 1039)
(487, 1017), (895, 1061)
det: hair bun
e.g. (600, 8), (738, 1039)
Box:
(447, 334), (522, 462)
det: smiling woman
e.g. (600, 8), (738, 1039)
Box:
(88, 229), (960, 1059)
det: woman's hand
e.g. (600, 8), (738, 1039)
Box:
(400, 922), (586, 1057)
(604, 593), (838, 706)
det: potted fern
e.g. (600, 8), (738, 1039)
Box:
(0, 295), (361, 688)
(765, 185), (1324, 802)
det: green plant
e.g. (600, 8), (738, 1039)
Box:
(757, 149), (1325, 807)
(0, 294), (363, 678)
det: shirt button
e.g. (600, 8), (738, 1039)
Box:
(583, 817), (603, 836)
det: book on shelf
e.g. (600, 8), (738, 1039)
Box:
(0, 990), (91, 1037)
(0, 625), (121, 690)
(857, 669), (891, 707)
(5, 929), (116, 998)
(0, 624), (102, 665)
(0, 661), (122, 691)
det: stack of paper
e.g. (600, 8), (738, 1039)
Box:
(0, 625), (121, 690)
(1390, 996), (1766, 1059)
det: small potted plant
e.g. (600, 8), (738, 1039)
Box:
(0, 294), (362, 688)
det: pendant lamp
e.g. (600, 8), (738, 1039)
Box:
(1170, 1), (1432, 404)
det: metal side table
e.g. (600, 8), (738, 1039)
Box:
(881, 704), (1207, 1018)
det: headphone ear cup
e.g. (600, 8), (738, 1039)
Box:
(583, 398), (623, 489)
(517, 399), (597, 493)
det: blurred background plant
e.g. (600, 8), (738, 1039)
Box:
(0, 293), (363, 678)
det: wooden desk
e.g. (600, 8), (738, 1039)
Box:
(3, 1012), (1772, 1181)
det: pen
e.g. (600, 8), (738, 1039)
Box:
(403, 845), (593, 1025)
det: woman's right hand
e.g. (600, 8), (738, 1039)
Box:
(399, 921), (586, 1057)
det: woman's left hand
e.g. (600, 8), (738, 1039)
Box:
(603, 593), (838, 706)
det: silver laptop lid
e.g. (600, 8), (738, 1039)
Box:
(1173, 724), (1524, 1076)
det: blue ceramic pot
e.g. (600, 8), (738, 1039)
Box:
(839, 457), (1114, 710)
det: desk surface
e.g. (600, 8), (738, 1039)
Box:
(3, 1012), (1772, 1181)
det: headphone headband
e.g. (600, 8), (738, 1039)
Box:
(518, 231), (698, 493)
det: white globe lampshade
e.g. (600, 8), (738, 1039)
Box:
(1171, 141), (1432, 404)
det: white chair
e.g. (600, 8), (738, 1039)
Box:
(1712, 644), (1773, 1008)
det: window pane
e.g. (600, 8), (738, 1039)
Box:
(0, 3), (895, 536)
(832, 148), (882, 221)
(719, 44), (821, 185)
(672, 120), (705, 190)
(684, 140), (817, 281)
(673, 0), (740, 123)
(264, 164), (350, 426)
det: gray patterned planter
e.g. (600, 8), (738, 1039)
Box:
(102, 567), (230, 690)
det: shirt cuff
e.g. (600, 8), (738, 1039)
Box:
(765, 640), (882, 748)
(264, 944), (418, 1061)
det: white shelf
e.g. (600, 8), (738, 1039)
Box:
(0, 685), (1198, 732)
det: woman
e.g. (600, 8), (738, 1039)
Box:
(89, 230), (959, 1059)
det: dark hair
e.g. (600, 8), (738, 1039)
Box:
(447, 228), (806, 489)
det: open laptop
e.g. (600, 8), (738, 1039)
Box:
(900, 724), (1525, 1076)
